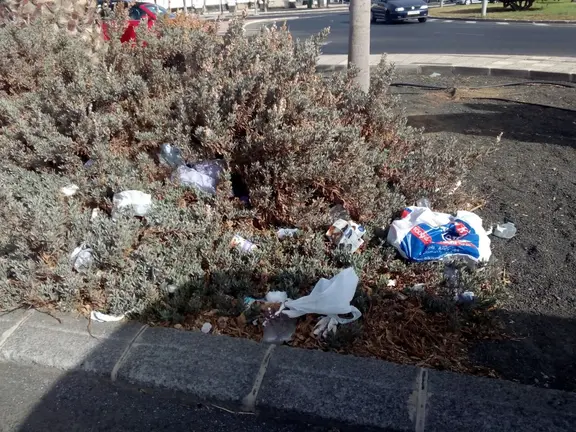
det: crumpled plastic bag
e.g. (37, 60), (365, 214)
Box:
(159, 143), (185, 168)
(112, 190), (152, 217)
(174, 160), (223, 195)
(313, 316), (339, 339)
(282, 267), (362, 324)
(387, 206), (491, 263)
(91, 311), (124, 323)
(70, 244), (94, 272)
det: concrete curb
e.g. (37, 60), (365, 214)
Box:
(204, 6), (348, 19)
(427, 15), (576, 24)
(316, 62), (576, 83)
(2, 309), (576, 431)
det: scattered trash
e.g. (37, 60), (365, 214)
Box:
(313, 316), (339, 339)
(326, 219), (366, 253)
(396, 292), (408, 301)
(277, 228), (299, 240)
(455, 291), (475, 304)
(493, 222), (517, 239)
(60, 184), (79, 197)
(112, 190), (152, 217)
(90, 208), (100, 221)
(449, 180), (462, 195)
(387, 279), (397, 288)
(90, 311), (124, 323)
(283, 267), (362, 323)
(201, 322), (212, 334)
(70, 244), (94, 272)
(244, 296), (258, 308)
(416, 197), (431, 208)
(496, 132), (504, 143)
(230, 235), (257, 253)
(387, 206), (491, 263)
(174, 161), (222, 196)
(407, 283), (425, 293)
(159, 143), (185, 168)
(430, 72), (441, 78)
(166, 284), (178, 294)
(263, 314), (297, 344)
(329, 204), (350, 221)
(174, 323), (183, 329)
(84, 159), (95, 168)
(265, 291), (288, 303)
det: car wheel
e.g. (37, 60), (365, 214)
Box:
(418, 17), (427, 23)
(371, 11), (377, 23)
(385, 10), (392, 23)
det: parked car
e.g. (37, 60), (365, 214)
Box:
(371, 0), (429, 23)
(100, 1), (170, 42)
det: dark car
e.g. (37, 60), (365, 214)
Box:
(371, 0), (429, 23)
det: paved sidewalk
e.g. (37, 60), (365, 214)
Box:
(317, 54), (576, 81)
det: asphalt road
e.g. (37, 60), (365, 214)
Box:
(245, 12), (576, 56)
(0, 362), (338, 432)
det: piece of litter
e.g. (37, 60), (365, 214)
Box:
(277, 228), (299, 240)
(449, 180), (462, 195)
(70, 244), (94, 272)
(496, 132), (504, 143)
(263, 314), (296, 344)
(159, 143), (185, 168)
(112, 190), (152, 217)
(90, 208), (100, 221)
(60, 184), (79, 197)
(326, 219), (365, 253)
(230, 234), (257, 253)
(455, 291), (475, 304)
(91, 311), (125, 323)
(387, 279), (397, 287)
(407, 283), (425, 293)
(283, 267), (362, 324)
(313, 316), (339, 339)
(175, 160), (223, 195)
(430, 72), (441, 78)
(493, 222), (517, 239)
(201, 322), (212, 333)
(166, 284), (178, 294)
(265, 291), (288, 303)
(329, 204), (350, 220)
(387, 206), (491, 263)
(416, 197), (431, 208)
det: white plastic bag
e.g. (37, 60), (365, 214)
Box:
(174, 160), (222, 195)
(387, 206), (491, 263)
(282, 267), (362, 324)
(70, 244), (94, 272)
(112, 190), (152, 217)
(90, 311), (124, 323)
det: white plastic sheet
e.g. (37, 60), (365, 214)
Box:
(112, 190), (152, 217)
(282, 267), (362, 324)
(175, 160), (223, 195)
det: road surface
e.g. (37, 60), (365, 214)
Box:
(0, 362), (338, 432)
(245, 12), (576, 57)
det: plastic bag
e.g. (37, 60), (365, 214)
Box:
(70, 244), (94, 272)
(174, 161), (222, 195)
(326, 219), (366, 253)
(387, 206), (491, 263)
(112, 190), (152, 217)
(282, 267), (362, 324)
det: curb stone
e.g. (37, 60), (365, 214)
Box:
(2, 309), (576, 430)
(316, 63), (576, 83)
(428, 15), (576, 24)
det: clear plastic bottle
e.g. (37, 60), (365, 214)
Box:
(159, 144), (185, 168)
(494, 222), (517, 239)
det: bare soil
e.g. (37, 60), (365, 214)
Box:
(393, 73), (576, 391)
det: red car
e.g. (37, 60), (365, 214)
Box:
(100, 2), (169, 43)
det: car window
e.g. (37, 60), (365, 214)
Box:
(144, 4), (168, 15)
(128, 6), (143, 20)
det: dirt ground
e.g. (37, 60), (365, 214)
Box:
(392, 73), (576, 391)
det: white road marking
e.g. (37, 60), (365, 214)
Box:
(443, 20), (453, 23)
(465, 21), (477, 24)
(427, 18), (438, 22)
(533, 22), (549, 26)
(496, 22), (510, 25)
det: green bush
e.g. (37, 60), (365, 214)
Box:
(0, 17), (481, 321)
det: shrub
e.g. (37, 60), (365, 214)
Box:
(0, 15), (493, 347)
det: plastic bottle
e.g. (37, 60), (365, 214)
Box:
(416, 197), (431, 208)
(494, 222), (517, 239)
(159, 144), (185, 168)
